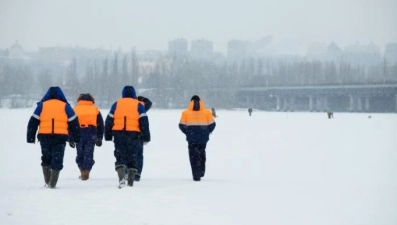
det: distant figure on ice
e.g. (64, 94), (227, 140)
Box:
(104, 86), (151, 188)
(211, 107), (217, 118)
(27, 87), (80, 189)
(70, 93), (104, 181)
(248, 108), (253, 116)
(179, 95), (216, 181)
(327, 112), (334, 119)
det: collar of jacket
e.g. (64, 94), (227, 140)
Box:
(77, 100), (94, 106)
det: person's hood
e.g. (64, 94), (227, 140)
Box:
(188, 99), (205, 111)
(40, 86), (68, 103)
(122, 86), (137, 98)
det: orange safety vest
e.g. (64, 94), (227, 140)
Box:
(38, 99), (68, 135)
(180, 100), (213, 126)
(74, 100), (99, 127)
(112, 98), (140, 132)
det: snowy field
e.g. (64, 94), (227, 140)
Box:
(0, 108), (396, 225)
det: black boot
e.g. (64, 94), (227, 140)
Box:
(42, 166), (50, 187)
(116, 166), (126, 188)
(127, 168), (137, 186)
(49, 170), (60, 189)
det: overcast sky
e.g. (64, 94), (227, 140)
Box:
(0, 0), (396, 54)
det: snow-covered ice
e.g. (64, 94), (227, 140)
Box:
(0, 108), (396, 225)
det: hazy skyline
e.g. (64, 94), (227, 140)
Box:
(1, 0), (396, 55)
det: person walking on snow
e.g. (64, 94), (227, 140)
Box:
(179, 95), (216, 181)
(104, 86), (151, 188)
(70, 93), (104, 181)
(27, 86), (80, 189)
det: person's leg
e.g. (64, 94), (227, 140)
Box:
(76, 141), (84, 178)
(113, 134), (127, 169)
(135, 140), (144, 181)
(113, 133), (128, 187)
(40, 142), (51, 167)
(51, 142), (66, 170)
(82, 140), (95, 180)
(48, 142), (66, 188)
(125, 138), (139, 186)
(199, 144), (207, 177)
(188, 143), (202, 181)
(40, 142), (51, 186)
(125, 138), (139, 170)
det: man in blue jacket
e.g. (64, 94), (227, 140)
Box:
(104, 86), (151, 188)
(27, 86), (80, 189)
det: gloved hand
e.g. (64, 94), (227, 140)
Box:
(95, 139), (102, 147)
(105, 135), (112, 141)
(69, 141), (76, 148)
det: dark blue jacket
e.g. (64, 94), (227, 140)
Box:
(104, 86), (150, 142)
(27, 87), (80, 144)
(179, 99), (216, 144)
(71, 94), (104, 143)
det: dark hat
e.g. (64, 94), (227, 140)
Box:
(77, 93), (95, 103)
(191, 95), (200, 101)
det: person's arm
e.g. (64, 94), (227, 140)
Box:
(138, 103), (150, 142)
(27, 103), (42, 143)
(66, 104), (80, 143)
(179, 112), (187, 134)
(104, 102), (117, 141)
(138, 96), (152, 112)
(207, 111), (216, 133)
(96, 110), (104, 140)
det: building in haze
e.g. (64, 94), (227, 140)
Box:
(190, 39), (213, 61)
(168, 38), (188, 58)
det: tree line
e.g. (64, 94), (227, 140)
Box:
(0, 49), (396, 109)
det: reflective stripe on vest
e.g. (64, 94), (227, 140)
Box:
(112, 98), (140, 132)
(74, 101), (98, 127)
(38, 99), (68, 135)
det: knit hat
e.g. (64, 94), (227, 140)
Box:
(77, 93), (95, 103)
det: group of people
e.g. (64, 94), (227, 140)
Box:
(27, 86), (216, 189)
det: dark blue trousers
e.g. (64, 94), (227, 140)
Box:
(76, 140), (96, 170)
(40, 141), (66, 171)
(135, 140), (144, 178)
(113, 133), (139, 170)
(188, 143), (207, 179)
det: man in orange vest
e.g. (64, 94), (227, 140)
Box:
(27, 86), (80, 189)
(179, 95), (216, 181)
(104, 86), (151, 188)
(71, 93), (104, 180)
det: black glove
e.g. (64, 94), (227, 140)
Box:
(69, 141), (75, 148)
(95, 139), (102, 147)
(137, 96), (144, 101)
(105, 135), (112, 141)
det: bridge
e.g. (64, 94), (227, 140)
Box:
(235, 84), (397, 112)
